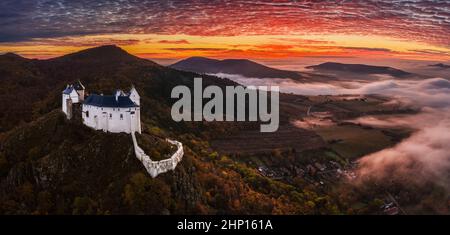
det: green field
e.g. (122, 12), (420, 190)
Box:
(315, 124), (395, 159)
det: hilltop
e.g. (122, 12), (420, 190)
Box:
(306, 62), (412, 77)
(0, 110), (206, 214)
(0, 45), (236, 132)
(170, 56), (302, 79)
(429, 63), (450, 69)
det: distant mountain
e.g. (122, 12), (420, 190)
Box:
(170, 56), (302, 79)
(47, 45), (160, 67)
(306, 62), (411, 77)
(429, 63), (450, 69)
(1, 52), (26, 60)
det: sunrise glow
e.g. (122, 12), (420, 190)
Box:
(0, 1), (449, 63)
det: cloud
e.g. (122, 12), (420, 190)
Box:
(341, 47), (392, 52)
(22, 37), (141, 47)
(164, 47), (226, 52)
(345, 79), (450, 199)
(213, 73), (450, 108)
(254, 44), (295, 50)
(409, 49), (450, 56)
(157, 39), (190, 44)
(355, 108), (450, 195)
(270, 38), (335, 45)
(0, 0), (449, 47)
(213, 72), (450, 211)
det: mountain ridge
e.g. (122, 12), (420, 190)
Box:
(170, 56), (303, 79)
(0, 52), (27, 60)
(45, 45), (161, 68)
(429, 63), (450, 69)
(306, 62), (412, 77)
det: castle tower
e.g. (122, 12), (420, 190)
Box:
(62, 81), (84, 119)
(129, 86), (140, 106)
(73, 80), (85, 101)
(62, 85), (79, 119)
(128, 86), (141, 133)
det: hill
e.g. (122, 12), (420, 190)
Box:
(0, 45), (237, 132)
(0, 110), (207, 214)
(429, 63), (450, 69)
(306, 62), (412, 77)
(0, 45), (342, 214)
(170, 56), (302, 79)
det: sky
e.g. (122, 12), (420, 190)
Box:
(0, 0), (449, 67)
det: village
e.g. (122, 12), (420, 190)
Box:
(255, 157), (401, 215)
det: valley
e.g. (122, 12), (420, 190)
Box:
(0, 46), (447, 215)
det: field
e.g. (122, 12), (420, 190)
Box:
(211, 124), (325, 154)
(314, 124), (395, 159)
(211, 93), (413, 159)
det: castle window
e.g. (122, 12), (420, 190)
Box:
(109, 113), (112, 119)
(118, 108), (120, 111)
(120, 114), (123, 120)
(86, 111), (89, 118)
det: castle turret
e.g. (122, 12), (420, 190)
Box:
(129, 86), (140, 106)
(62, 81), (84, 119)
(114, 89), (125, 102)
(73, 80), (85, 101)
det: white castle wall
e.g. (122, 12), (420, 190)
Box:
(62, 84), (182, 178)
(129, 87), (140, 106)
(69, 89), (80, 103)
(62, 94), (69, 115)
(131, 132), (184, 178)
(82, 105), (141, 134)
(62, 89), (80, 117)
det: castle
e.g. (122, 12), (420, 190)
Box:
(62, 81), (141, 134)
(62, 81), (183, 178)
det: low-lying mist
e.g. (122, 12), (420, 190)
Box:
(213, 72), (450, 213)
(213, 73), (450, 108)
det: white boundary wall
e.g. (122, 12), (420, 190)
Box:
(131, 132), (184, 178)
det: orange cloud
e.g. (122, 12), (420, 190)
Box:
(157, 39), (190, 44)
